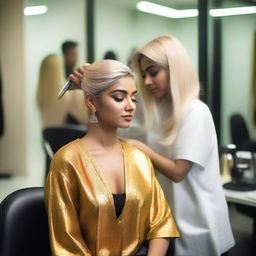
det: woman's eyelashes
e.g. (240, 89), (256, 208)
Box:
(148, 67), (159, 77)
(113, 96), (123, 102)
(112, 96), (138, 103)
(149, 70), (159, 77)
(141, 69), (159, 79)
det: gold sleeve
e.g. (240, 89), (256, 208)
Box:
(44, 156), (92, 256)
(146, 158), (180, 240)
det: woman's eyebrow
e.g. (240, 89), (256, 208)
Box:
(146, 64), (168, 72)
(110, 89), (137, 95)
(140, 66), (154, 76)
(110, 89), (127, 94)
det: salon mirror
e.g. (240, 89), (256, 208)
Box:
(0, 0), (255, 191)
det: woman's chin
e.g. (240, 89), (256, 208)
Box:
(118, 123), (132, 129)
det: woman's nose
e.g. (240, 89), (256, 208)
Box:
(125, 98), (136, 111)
(144, 74), (152, 86)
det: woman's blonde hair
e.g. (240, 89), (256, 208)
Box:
(81, 59), (133, 96)
(37, 55), (64, 108)
(81, 60), (133, 120)
(132, 35), (200, 145)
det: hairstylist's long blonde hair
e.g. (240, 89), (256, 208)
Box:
(132, 35), (200, 145)
(37, 55), (64, 109)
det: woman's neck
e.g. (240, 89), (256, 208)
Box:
(85, 124), (119, 149)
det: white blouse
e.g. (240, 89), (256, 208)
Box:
(147, 99), (235, 256)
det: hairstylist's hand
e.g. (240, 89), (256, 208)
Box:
(119, 137), (141, 148)
(68, 63), (90, 90)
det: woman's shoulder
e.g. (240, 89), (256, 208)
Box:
(122, 140), (148, 156)
(185, 99), (212, 119)
(47, 140), (82, 182)
(51, 139), (82, 164)
(121, 140), (153, 168)
(187, 99), (210, 111)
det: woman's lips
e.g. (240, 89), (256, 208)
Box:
(122, 115), (133, 121)
(149, 88), (158, 94)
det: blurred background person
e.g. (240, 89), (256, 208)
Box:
(36, 54), (88, 128)
(62, 40), (78, 78)
(103, 50), (118, 60)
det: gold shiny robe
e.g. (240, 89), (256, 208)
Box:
(45, 139), (179, 256)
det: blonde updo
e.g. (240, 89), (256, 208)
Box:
(81, 59), (133, 96)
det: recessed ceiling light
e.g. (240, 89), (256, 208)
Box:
(137, 1), (256, 18)
(137, 1), (198, 18)
(24, 5), (48, 16)
(210, 6), (256, 17)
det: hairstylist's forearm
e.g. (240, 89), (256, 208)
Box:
(128, 139), (192, 182)
(147, 238), (169, 256)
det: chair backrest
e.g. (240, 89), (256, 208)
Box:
(230, 113), (250, 148)
(43, 125), (87, 155)
(0, 187), (51, 256)
(43, 125), (87, 177)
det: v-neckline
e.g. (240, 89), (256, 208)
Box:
(78, 138), (128, 221)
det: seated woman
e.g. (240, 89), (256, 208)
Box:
(44, 59), (180, 256)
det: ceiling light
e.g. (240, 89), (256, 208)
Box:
(136, 1), (198, 19)
(137, 1), (256, 18)
(210, 6), (256, 17)
(24, 5), (48, 16)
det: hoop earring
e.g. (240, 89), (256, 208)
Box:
(89, 112), (98, 123)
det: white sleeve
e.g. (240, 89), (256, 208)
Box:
(172, 101), (217, 170)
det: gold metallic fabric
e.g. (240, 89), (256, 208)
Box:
(45, 139), (179, 256)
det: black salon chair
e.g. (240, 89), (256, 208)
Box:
(0, 187), (51, 256)
(43, 125), (87, 178)
(230, 113), (256, 243)
(230, 113), (256, 151)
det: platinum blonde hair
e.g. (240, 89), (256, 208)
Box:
(81, 59), (133, 97)
(132, 35), (200, 145)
